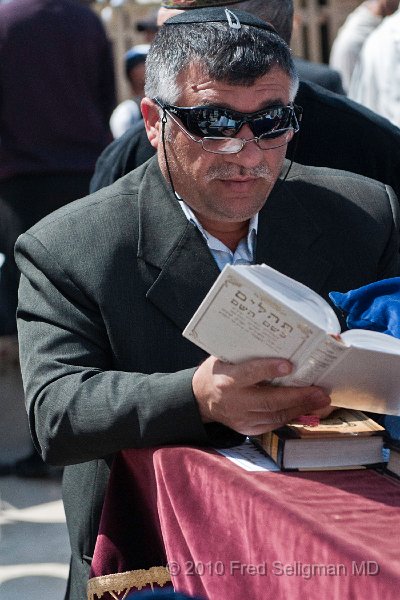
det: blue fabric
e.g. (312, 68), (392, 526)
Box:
(329, 277), (400, 338)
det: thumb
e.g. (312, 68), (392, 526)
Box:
(221, 357), (293, 387)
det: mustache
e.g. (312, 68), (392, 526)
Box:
(205, 164), (273, 180)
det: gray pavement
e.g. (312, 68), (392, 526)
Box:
(0, 366), (70, 600)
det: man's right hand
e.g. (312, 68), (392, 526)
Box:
(193, 355), (331, 436)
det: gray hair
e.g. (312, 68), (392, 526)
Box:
(225, 0), (293, 43)
(145, 20), (299, 104)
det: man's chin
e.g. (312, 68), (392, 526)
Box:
(211, 198), (266, 223)
(214, 180), (270, 211)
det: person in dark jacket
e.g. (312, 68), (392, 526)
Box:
(15, 8), (400, 597)
(0, 0), (116, 477)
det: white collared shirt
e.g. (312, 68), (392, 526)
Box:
(179, 200), (258, 271)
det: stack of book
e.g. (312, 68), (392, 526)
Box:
(252, 408), (385, 471)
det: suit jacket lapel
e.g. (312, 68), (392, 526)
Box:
(137, 159), (220, 331)
(256, 171), (333, 293)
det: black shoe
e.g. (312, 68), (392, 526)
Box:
(14, 451), (62, 479)
(0, 461), (15, 476)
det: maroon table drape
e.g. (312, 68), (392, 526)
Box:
(89, 446), (400, 599)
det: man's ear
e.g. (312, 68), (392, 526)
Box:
(287, 129), (296, 144)
(141, 98), (161, 149)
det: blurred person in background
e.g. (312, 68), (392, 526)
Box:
(110, 44), (149, 139)
(136, 9), (159, 43)
(0, 0), (116, 477)
(330, 0), (399, 93)
(348, 6), (400, 128)
(291, 55), (344, 95)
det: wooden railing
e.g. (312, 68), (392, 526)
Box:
(292, 0), (361, 63)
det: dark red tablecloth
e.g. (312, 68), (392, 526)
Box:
(90, 446), (400, 599)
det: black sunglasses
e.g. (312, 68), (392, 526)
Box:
(154, 98), (301, 139)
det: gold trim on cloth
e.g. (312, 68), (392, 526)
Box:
(87, 566), (171, 600)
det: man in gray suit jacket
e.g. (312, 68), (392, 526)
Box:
(15, 8), (400, 599)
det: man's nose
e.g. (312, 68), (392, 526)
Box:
(230, 124), (264, 166)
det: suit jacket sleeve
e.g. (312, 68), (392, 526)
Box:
(15, 231), (209, 466)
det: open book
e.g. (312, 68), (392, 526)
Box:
(183, 264), (400, 415)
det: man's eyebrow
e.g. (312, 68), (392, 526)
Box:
(262, 99), (287, 108)
(259, 101), (287, 110)
(195, 100), (288, 111)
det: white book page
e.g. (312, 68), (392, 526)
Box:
(236, 264), (340, 334)
(342, 329), (400, 353)
(315, 342), (400, 415)
(283, 436), (384, 469)
(215, 440), (280, 472)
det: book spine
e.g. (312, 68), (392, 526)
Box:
(257, 432), (284, 468)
